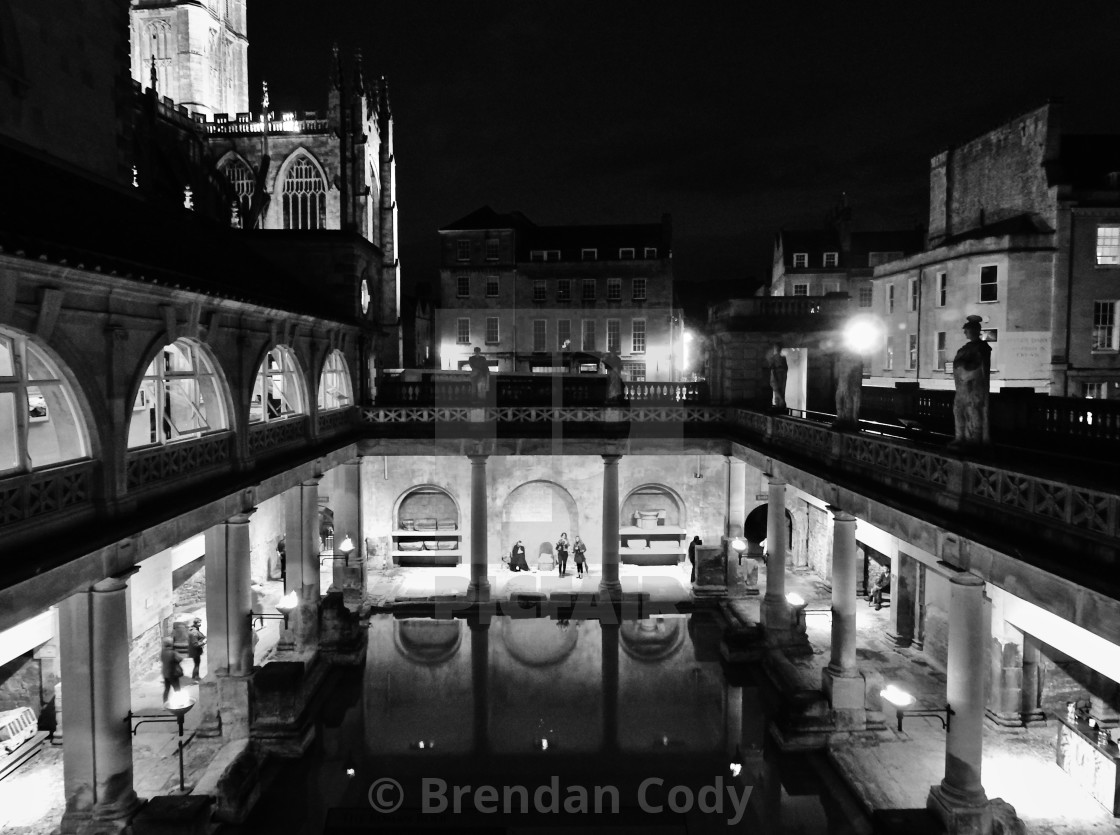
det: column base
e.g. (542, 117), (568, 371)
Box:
(197, 674), (252, 740)
(598, 579), (623, 601)
(466, 579), (492, 603)
(927, 784), (993, 835)
(985, 708), (1047, 728)
(887, 631), (914, 648)
(822, 667), (866, 730)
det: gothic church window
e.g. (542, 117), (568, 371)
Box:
(250, 346), (307, 423)
(317, 350), (353, 411)
(220, 159), (254, 221)
(282, 155), (326, 230)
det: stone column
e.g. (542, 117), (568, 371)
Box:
(331, 459), (364, 591)
(601, 622), (620, 751)
(599, 454), (623, 600)
(822, 508), (865, 729)
(470, 619), (490, 754)
(834, 352), (863, 430)
(760, 479), (789, 641)
(58, 576), (142, 833)
(467, 454), (491, 603)
(284, 478), (322, 651)
(727, 458), (746, 538)
(199, 510), (255, 739)
(887, 552), (917, 647)
(928, 571), (993, 834)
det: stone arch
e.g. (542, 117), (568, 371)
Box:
(501, 480), (578, 562)
(316, 348), (353, 412)
(248, 343), (309, 424)
(620, 482), (688, 530)
(275, 148), (328, 230)
(391, 484), (461, 530)
(502, 619), (579, 668)
(126, 336), (234, 449)
(393, 619), (462, 665)
(744, 503), (794, 554)
(215, 149), (255, 219)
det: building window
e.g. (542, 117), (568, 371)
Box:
(907, 334), (917, 370)
(532, 319), (547, 352)
(220, 159), (254, 221)
(935, 332), (947, 370)
(486, 275), (499, 298)
(792, 284), (809, 297)
(632, 319), (646, 353)
(1083, 382), (1110, 399)
(485, 238), (499, 261)
(909, 278), (919, 312)
(887, 285), (895, 313)
(937, 271), (947, 306)
(1094, 301), (1119, 351)
(548, 250), (561, 261)
(582, 279), (596, 302)
(858, 286), (873, 307)
(126, 338), (229, 448)
(624, 361), (646, 381)
(558, 319), (571, 351)
(249, 345), (306, 424)
(281, 156), (326, 230)
(557, 279), (571, 302)
(632, 278), (647, 301)
(457, 240), (471, 261)
(582, 320), (596, 351)
(581, 248), (597, 261)
(979, 265), (998, 302)
(486, 317), (499, 344)
(607, 278), (621, 301)
(792, 253), (808, 268)
(456, 274), (470, 297)
(643, 247), (657, 258)
(1097, 225), (1120, 266)
(823, 252), (839, 268)
(884, 337), (893, 371)
(607, 319), (620, 352)
(530, 250), (546, 262)
(456, 318), (470, 344)
(533, 280), (547, 303)
(317, 350), (353, 411)
(619, 247), (635, 259)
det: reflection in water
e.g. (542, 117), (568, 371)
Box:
(235, 614), (866, 834)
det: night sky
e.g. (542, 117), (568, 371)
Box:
(250, 1), (1120, 299)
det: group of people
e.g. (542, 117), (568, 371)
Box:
(508, 533), (589, 578)
(160, 617), (206, 701)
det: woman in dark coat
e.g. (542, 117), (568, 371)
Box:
(573, 536), (587, 578)
(509, 540), (529, 572)
(555, 533), (570, 577)
(161, 636), (182, 701)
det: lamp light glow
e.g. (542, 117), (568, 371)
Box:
(843, 315), (885, 354)
(786, 592), (805, 607)
(730, 537), (747, 554)
(276, 591), (298, 613)
(880, 684), (915, 708)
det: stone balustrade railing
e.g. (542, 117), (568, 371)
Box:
(126, 432), (234, 492)
(377, 374), (708, 407)
(0, 460), (95, 529)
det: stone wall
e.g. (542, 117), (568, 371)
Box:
(173, 562), (206, 611)
(0, 654), (45, 714)
(804, 502), (831, 581)
(128, 620), (165, 685)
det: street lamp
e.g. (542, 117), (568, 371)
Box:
(729, 536), (747, 564)
(126, 689), (196, 794)
(253, 590), (298, 629)
(843, 314), (885, 354)
(880, 684), (953, 732)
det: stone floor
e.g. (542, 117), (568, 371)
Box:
(3, 562), (1119, 834)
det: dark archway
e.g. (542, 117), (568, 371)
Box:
(744, 504), (793, 550)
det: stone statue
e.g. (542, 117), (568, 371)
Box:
(767, 343), (788, 409)
(834, 351), (863, 429)
(604, 348), (624, 404)
(467, 347), (491, 401)
(951, 315), (992, 446)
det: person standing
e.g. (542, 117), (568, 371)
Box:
(555, 533), (570, 577)
(767, 343), (788, 410)
(688, 535), (702, 583)
(573, 536), (587, 578)
(870, 571), (891, 611)
(509, 540), (528, 572)
(161, 636), (183, 702)
(468, 347), (491, 401)
(951, 315), (993, 447)
(187, 617), (206, 681)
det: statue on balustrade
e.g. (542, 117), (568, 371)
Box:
(951, 315), (992, 447)
(834, 351), (863, 430)
(604, 347), (625, 405)
(766, 343), (788, 410)
(467, 347), (491, 401)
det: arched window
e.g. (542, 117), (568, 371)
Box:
(0, 330), (90, 473)
(250, 346), (306, 423)
(282, 155), (326, 230)
(128, 340), (229, 449)
(220, 158), (254, 222)
(317, 350), (353, 411)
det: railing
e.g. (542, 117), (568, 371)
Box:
(0, 460), (95, 527)
(126, 433), (233, 492)
(248, 416), (310, 456)
(708, 295), (850, 321)
(204, 116), (330, 135)
(377, 373), (708, 407)
(316, 407), (357, 436)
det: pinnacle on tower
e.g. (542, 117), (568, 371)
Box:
(330, 43), (342, 91)
(378, 75), (392, 118)
(353, 48), (366, 98)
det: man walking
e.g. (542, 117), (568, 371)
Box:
(187, 617), (206, 681)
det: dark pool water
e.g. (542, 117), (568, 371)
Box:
(230, 612), (868, 834)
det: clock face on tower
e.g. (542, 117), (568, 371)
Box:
(360, 280), (370, 314)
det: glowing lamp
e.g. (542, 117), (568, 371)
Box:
(843, 315), (885, 354)
(276, 591), (298, 613)
(880, 684), (952, 732)
(786, 592), (805, 608)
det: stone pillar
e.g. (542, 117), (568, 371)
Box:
(821, 508), (865, 729)
(199, 510), (255, 739)
(727, 458), (746, 538)
(913, 562), (927, 650)
(599, 454), (622, 600)
(331, 459), (363, 591)
(470, 619), (490, 754)
(760, 479), (789, 641)
(467, 454), (491, 603)
(284, 478), (322, 652)
(887, 552), (917, 648)
(928, 571), (993, 835)
(834, 352), (863, 430)
(59, 576), (142, 833)
(601, 622), (619, 751)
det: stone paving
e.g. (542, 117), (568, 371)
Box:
(4, 562), (1120, 834)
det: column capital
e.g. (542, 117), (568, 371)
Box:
(601, 454), (622, 465)
(826, 505), (857, 523)
(948, 570), (986, 588)
(468, 453), (489, 465)
(92, 572), (135, 593)
(299, 476), (323, 488)
(228, 507), (256, 525)
(766, 476), (786, 487)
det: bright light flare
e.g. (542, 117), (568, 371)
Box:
(786, 592), (805, 607)
(276, 590), (299, 613)
(843, 315), (885, 354)
(880, 684), (915, 707)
